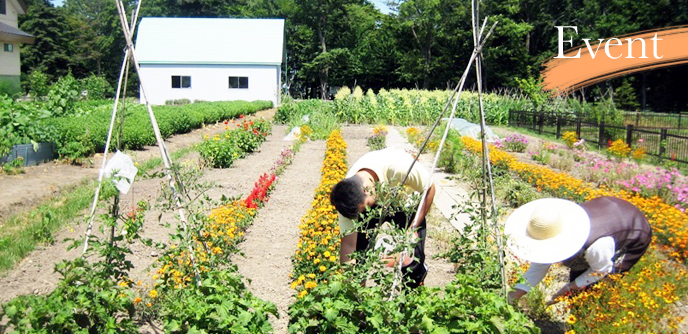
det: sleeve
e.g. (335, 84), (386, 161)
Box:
(515, 263), (551, 293)
(339, 213), (354, 235)
(575, 237), (615, 288)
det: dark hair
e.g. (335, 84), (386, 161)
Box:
(330, 175), (366, 219)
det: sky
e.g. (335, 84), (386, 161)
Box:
(50, 0), (392, 13)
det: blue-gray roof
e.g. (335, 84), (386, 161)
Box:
(135, 17), (285, 65)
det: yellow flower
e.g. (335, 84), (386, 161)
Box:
(319, 265), (327, 272)
(134, 297), (142, 304)
(149, 290), (158, 298)
(567, 314), (577, 324)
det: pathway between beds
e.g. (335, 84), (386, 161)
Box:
(233, 139), (326, 334)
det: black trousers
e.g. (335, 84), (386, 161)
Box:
(356, 208), (428, 288)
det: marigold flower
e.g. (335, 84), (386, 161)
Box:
(149, 290), (158, 298)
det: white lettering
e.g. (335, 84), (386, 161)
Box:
(554, 26), (581, 58)
(652, 33), (663, 59)
(582, 38), (605, 59)
(625, 38), (648, 58)
(605, 38), (623, 59)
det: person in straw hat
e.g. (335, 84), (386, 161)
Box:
(505, 196), (652, 305)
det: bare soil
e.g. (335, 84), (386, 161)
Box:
(0, 108), (277, 223)
(0, 120), (466, 333)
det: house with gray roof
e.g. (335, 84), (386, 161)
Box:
(135, 17), (285, 106)
(0, 0), (34, 95)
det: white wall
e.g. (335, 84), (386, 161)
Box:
(0, 43), (20, 76)
(138, 64), (280, 106)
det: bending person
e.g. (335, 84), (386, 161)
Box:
(330, 148), (436, 288)
(506, 196), (652, 305)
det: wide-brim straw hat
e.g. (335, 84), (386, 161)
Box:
(504, 198), (591, 264)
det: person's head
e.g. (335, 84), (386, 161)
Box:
(504, 198), (591, 264)
(330, 175), (367, 219)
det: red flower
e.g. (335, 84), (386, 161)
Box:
(671, 153), (676, 161)
(239, 115), (244, 118)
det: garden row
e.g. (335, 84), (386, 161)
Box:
(287, 130), (539, 333)
(275, 88), (529, 132)
(0, 118), (302, 333)
(422, 127), (687, 333)
(1, 94), (271, 162)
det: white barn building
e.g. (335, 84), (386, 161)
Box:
(135, 17), (285, 106)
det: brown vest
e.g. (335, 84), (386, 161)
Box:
(562, 197), (652, 273)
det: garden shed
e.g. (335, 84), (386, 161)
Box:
(135, 17), (285, 106)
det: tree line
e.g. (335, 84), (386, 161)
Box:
(18, 0), (688, 112)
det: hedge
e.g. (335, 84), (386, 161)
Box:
(42, 100), (272, 159)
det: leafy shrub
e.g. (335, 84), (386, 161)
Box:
(198, 118), (272, 168)
(26, 70), (50, 98)
(160, 270), (277, 334)
(0, 95), (54, 156)
(46, 73), (82, 116)
(80, 75), (114, 100)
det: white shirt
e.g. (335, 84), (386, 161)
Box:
(515, 236), (615, 292)
(338, 148), (432, 234)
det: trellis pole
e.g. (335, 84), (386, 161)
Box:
(112, 0), (203, 286)
(81, 0), (142, 256)
(471, 0), (507, 297)
(388, 20), (499, 300)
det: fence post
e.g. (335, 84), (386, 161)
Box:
(626, 124), (633, 146)
(659, 128), (668, 156)
(679, 113), (682, 129)
(556, 116), (562, 138)
(598, 121), (606, 149)
(576, 117), (581, 139)
(538, 112), (545, 133)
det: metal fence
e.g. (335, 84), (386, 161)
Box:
(508, 110), (688, 165)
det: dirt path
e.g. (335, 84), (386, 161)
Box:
(0, 115), (282, 304)
(0, 108), (276, 223)
(233, 139), (326, 333)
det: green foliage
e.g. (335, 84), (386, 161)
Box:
(613, 78), (639, 111)
(160, 269), (278, 334)
(198, 118), (272, 168)
(276, 100), (339, 140)
(514, 77), (548, 110)
(165, 99), (191, 105)
(80, 75), (114, 100)
(1, 194), (150, 334)
(0, 95), (54, 157)
(43, 100), (272, 159)
(0, 76), (22, 97)
(46, 73), (82, 116)
(26, 70), (50, 98)
(2, 258), (138, 334)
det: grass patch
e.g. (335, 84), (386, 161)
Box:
(0, 147), (196, 274)
(0, 180), (95, 272)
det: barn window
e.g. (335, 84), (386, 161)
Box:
(228, 76), (248, 89)
(3, 43), (12, 52)
(0, 0), (5, 15)
(171, 75), (191, 89)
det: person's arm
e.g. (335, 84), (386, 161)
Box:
(575, 237), (615, 288)
(409, 183), (435, 230)
(509, 263), (551, 304)
(340, 233), (358, 264)
(548, 237), (615, 304)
